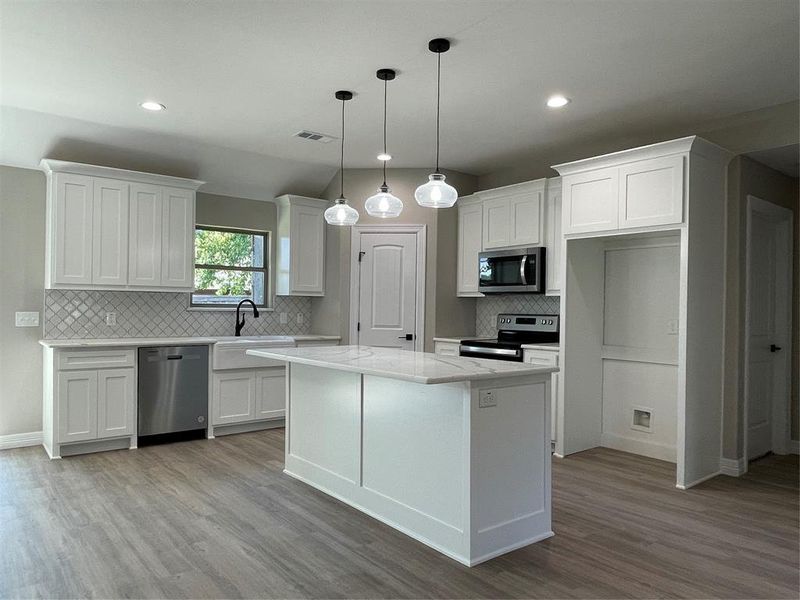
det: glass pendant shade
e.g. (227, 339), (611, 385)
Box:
(414, 173), (458, 208)
(365, 185), (403, 218)
(324, 197), (359, 226)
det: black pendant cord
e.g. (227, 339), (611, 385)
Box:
(340, 97), (345, 199)
(435, 50), (441, 174)
(382, 78), (388, 187)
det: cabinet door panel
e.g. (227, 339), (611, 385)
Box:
(545, 183), (562, 295)
(619, 155), (684, 229)
(563, 167), (619, 234)
(213, 372), (256, 425)
(53, 173), (94, 285)
(161, 187), (194, 289)
(256, 369), (286, 420)
(92, 178), (129, 285)
(509, 191), (543, 246)
(290, 205), (325, 294)
(128, 184), (163, 286)
(457, 201), (483, 295)
(58, 371), (98, 443)
(482, 197), (510, 249)
(97, 369), (134, 439)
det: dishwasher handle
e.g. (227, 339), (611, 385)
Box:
(167, 355), (183, 360)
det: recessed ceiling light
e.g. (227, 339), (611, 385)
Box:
(140, 101), (166, 111)
(377, 153), (392, 161)
(546, 95), (570, 108)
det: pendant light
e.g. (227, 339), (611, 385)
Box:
(365, 69), (403, 218)
(415, 38), (458, 209)
(324, 90), (359, 226)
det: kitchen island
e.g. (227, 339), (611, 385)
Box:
(246, 345), (557, 566)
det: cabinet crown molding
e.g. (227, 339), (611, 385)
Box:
(40, 159), (205, 191)
(551, 136), (730, 176)
(273, 194), (330, 207)
(475, 177), (546, 200)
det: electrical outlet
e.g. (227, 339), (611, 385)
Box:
(478, 390), (497, 408)
(279, 312), (288, 324)
(15, 311), (39, 327)
(296, 313), (304, 325)
(105, 312), (117, 326)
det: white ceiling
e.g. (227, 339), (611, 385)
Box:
(1, 0), (798, 194)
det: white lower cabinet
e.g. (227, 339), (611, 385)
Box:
(53, 351), (136, 451)
(523, 348), (560, 444)
(212, 368), (285, 426)
(434, 341), (461, 356)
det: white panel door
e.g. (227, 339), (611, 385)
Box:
(509, 191), (543, 246)
(482, 197), (510, 249)
(563, 167), (619, 234)
(457, 199), (483, 296)
(213, 371), (256, 425)
(53, 173), (94, 285)
(161, 186), (194, 289)
(746, 212), (778, 460)
(290, 204), (325, 294)
(619, 155), (684, 229)
(545, 181), (562, 295)
(255, 368), (286, 420)
(58, 370), (98, 443)
(356, 233), (418, 350)
(128, 183), (163, 286)
(92, 178), (129, 286)
(97, 368), (134, 439)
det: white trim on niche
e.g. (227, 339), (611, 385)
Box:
(719, 457), (746, 477)
(0, 431), (43, 451)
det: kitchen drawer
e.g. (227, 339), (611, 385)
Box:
(522, 350), (559, 367)
(213, 342), (292, 370)
(58, 348), (136, 370)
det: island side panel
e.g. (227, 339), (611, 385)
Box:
(469, 374), (553, 565)
(360, 376), (472, 561)
(285, 363), (362, 486)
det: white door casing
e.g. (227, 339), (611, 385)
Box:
(744, 195), (793, 461)
(350, 225), (426, 351)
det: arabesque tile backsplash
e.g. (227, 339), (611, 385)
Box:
(44, 290), (312, 339)
(475, 294), (560, 337)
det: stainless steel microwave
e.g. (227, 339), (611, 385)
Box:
(478, 247), (546, 293)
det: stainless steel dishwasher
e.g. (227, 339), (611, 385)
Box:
(138, 345), (209, 439)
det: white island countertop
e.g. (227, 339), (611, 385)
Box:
(247, 344), (557, 385)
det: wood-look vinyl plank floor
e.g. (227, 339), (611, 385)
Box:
(1, 429), (797, 599)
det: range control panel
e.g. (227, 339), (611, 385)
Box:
(496, 314), (559, 333)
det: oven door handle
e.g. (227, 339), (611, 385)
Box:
(459, 345), (521, 357)
(519, 255), (528, 286)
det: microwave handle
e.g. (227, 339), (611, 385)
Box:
(519, 255), (528, 286)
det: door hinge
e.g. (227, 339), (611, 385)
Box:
(357, 322), (361, 331)
(358, 251), (366, 262)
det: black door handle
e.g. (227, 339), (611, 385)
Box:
(770, 344), (782, 352)
(397, 334), (414, 341)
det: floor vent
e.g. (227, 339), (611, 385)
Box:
(294, 130), (337, 143)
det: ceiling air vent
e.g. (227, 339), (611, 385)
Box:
(294, 130), (337, 143)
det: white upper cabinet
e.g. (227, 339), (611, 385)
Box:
(456, 195), (483, 296)
(544, 178), (562, 296)
(92, 178), (129, 286)
(51, 173), (94, 286)
(562, 166), (619, 234)
(161, 187), (195, 289)
(41, 159), (204, 291)
(275, 195), (327, 296)
(618, 155), (684, 229)
(480, 179), (545, 249)
(128, 183), (163, 287)
(555, 140), (688, 236)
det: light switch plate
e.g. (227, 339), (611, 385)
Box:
(296, 313), (303, 325)
(105, 312), (117, 326)
(279, 312), (288, 324)
(479, 390), (497, 408)
(15, 311), (40, 327)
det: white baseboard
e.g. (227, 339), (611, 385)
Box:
(0, 431), (43, 450)
(719, 457), (746, 476)
(600, 432), (677, 463)
(790, 440), (799, 455)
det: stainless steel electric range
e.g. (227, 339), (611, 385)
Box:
(459, 314), (559, 362)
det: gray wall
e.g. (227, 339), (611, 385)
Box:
(723, 156), (799, 458)
(310, 168), (478, 351)
(0, 166), (46, 437)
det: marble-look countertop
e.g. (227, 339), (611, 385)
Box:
(247, 345), (557, 385)
(39, 335), (339, 348)
(521, 342), (560, 351)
